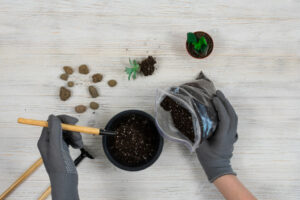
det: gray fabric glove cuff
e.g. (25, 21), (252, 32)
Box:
(49, 173), (79, 200)
(206, 166), (236, 183)
(200, 161), (236, 183)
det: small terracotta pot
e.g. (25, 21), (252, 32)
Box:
(186, 31), (214, 59)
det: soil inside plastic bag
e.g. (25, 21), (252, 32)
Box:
(160, 96), (195, 142)
(156, 72), (218, 150)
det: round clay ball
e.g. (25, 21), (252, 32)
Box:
(75, 105), (87, 113)
(92, 73), (103, 83)
(59, 87), (71, 101)
(63, 66), (74, 75)
(88, 86), (99, 98)
(67, 81), (74, 87)
(78, 64), (89, 74)
(60, 73), (69, 81)
(90, 102), (99, 110)
(108, 80), (117, 87)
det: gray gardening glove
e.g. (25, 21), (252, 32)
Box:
(196, 90), (238, 183)
(37, 115), (83, 200)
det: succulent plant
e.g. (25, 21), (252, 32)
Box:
(125, 58), (140, 80)
(187, 32), (208, 55)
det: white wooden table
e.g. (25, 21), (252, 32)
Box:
(0, 1), (299, 199)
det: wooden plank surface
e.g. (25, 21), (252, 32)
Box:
(0, 0), (299, 199)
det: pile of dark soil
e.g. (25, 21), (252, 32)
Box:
(107, 114), (159, 166)
(140, 56), (156, 76)
(160, 96), (195, 142)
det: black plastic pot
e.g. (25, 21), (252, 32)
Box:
(102, 110), (164, 171)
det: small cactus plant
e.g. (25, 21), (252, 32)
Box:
(187, 32), (208, 55)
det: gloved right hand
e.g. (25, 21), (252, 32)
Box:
(38, 115), (83, 200)
(196, 91), (238, 183)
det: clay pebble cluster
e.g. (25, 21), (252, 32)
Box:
(59, 64), (117, 113)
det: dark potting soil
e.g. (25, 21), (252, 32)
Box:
(160, 96), (195, 142)
(186, 32), (213, 58)
(107, 114), (159, 167)
(140, 56), (156, 76)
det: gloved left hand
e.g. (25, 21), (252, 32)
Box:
(37, 115), (83, 200)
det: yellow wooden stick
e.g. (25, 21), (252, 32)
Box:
(38, 186), (51, 200)
(0, 158), (43, 200)
(18, 118), (100, 135)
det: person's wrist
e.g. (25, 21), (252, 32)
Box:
(49, 173), (79, 200)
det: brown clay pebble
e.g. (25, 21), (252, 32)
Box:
(160, 96), (195, 142)
(59, 87), (71, 101)
(88, 86), (99, 98)
(140, 56), (156, 76)
(108, 80), (117, 87)
(60, 73), (69, 81)
(79, 64), (89, 74)
(63, 66), (73, 74)
(90, 102), (99, 110)
(75, 105), (87, 113)
(107, 114), (159, 166)
(67, 81), (74, 87)
(92, 73), (103, 83)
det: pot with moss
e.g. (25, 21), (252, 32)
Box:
(186, 31), (214, 59)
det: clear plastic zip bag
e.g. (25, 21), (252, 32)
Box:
(155, 72), (218, 152)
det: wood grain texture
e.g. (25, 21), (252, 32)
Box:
(0, 0), (299, 199)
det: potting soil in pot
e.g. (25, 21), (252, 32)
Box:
(155, 72), (218, 152)
(107, 114), (159, 167)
